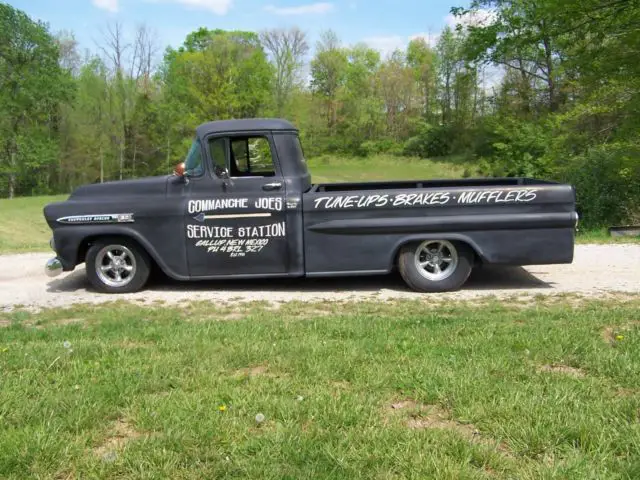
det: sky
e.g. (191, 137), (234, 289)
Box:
(10, 0), (473, 60)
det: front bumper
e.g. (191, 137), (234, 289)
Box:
(45, 236), (63, 278)
(45, 257), (63, 277)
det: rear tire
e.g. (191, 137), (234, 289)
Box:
(85, 237), (151, 293)
(398, 239), (474, 292)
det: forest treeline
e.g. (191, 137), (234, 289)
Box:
(1, 0), (639, 227)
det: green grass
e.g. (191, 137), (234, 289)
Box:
(575, 228), (640, 244)
(1, 298), (639, 478)
(0, 194), (67, 254)
(308, 153), (477, 184)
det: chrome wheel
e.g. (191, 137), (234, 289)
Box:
(95, 244), (136, 288)
(414, 240), (458, 281)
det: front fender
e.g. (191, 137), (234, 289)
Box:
(53, 225), (189, 280)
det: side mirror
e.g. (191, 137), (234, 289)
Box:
(173, 162), (186, 177)
(214, 165), (234, 189)
(214, 165), (230, 179)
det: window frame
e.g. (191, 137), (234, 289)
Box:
(183, 137), (207, 179)
(203, 132), (283, 180)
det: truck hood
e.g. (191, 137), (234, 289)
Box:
(68, 175), (170, 199)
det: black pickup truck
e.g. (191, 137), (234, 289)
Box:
(43, 118), (578, 294)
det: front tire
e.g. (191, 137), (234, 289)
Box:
(85, 237), (151, 293)
(398, 240), (474, 293)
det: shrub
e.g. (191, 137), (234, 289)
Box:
(561, 144), (640, 228)
(358, 139), (402, 157)
(403, 123), (454, 158)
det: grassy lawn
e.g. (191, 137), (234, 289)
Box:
(0, 194), (67, 254)
(1, 298), (639, 478)
(575, 228), (640, 245)
(307, 154), (478, 184)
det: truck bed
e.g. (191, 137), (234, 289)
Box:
(310, 177), (557, 193)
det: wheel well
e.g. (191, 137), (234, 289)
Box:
(78, 235), (157, 270)
(393, 238), (482, 269)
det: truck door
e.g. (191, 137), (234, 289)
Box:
(184, 133), (289, 278)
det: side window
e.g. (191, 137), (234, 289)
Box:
(230, 137), (276, 177)
(208, 137), (227, 175)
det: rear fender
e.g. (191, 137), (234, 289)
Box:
(388, 233), (485, 271)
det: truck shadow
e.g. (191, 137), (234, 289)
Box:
(47, 265), (551, 294)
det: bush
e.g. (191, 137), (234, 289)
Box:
(358, 139), (402, 157)
(403, 123), (454, 158)
(476, 118), (552, 178)
(561, 144), (640, 228)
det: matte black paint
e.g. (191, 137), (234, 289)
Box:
(43, 118), (578, 286)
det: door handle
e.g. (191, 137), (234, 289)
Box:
(262, 182), (283, 191)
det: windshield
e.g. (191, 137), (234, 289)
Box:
(184, 139), (204, 176)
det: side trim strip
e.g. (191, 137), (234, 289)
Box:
(56, 213), (134, 225)
(306, 212), (577, 235)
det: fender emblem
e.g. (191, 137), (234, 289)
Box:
(56, 213), (135, 224)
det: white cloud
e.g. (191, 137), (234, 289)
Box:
(92, 0), (119, 13)
(363, 32), (439, 58)
(362, 9), (495, 58)
(264, 2), (334, 15)
(445, 8), (496, 29)
(147, 0), (233, 15)
(409, 32), (440, 47)
(362, 35), (404, 57)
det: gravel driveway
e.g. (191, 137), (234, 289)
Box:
(1, 244), (638, 311)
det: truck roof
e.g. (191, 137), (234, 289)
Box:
(196, 118), (297, 138)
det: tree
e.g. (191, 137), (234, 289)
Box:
(0, 3), (72, 197)
(456, 0), (565, 113)
(159, 28), (273, 164)
(310, 30), (348, 133)
(377, 50), (416, 140)
(97, 21), (132, 181)
(407, 38), (438, 122)
(260, 27), (309, 117)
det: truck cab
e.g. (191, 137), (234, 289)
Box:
(172, 119), (310, 279)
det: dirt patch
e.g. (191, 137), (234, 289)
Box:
(93, 418), (144, 458)
(538, 364), (586, 378)
(115, 339), (154, 349)
(387, 400), (478, 436)
(601, 321), (639, 344)
(50, 317), (85, 326)
(231, 363), (287, 379)
(330, 380), (351, 396)
(187, 311), (247, 322)
(233, 364), (269, 377)
(285, 308), (335, 319)
(615, 388), (637, 397)
(384, 399), (511, 455)
(218, 312), (245, 321)
(0, 319), (10, 328)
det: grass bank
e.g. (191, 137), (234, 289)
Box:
(1, 298), (639, 478)
(0, 194), (67, 254)
(307, 153), (477, 183)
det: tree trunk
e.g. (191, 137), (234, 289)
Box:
(132, 140), (137, 177)
(119, 140), (125, 181)
(100, 145), (104, 183)
(8, 172), (15, 199)
(8, 139), (17, 199)
(540, 24), (557, 112)
(166, 135), (171, 171)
